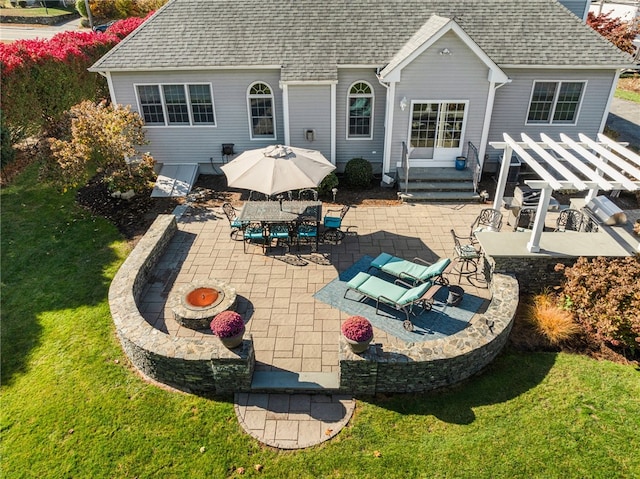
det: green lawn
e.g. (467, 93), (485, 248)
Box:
(0, 5), (73, 17)
(2, 166), (639, 479)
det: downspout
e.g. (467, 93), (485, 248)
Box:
(330, 83), (336, 165)
(96, 71), (117, 104)
(478, 77), (511, 172)
(376, 71), (394, 175)
(599, 68), (621, 133)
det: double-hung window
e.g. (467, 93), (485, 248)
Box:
(136, 83), (216, 126)
(526, 81), (585, 125)
(347, 81), (374, 139)
(247, 82), (275, 139)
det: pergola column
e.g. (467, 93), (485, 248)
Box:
(526, 186), (553, 253)
(492, 144), (512, 211)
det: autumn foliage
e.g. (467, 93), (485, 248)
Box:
(0, 16), (148, 144)
(524, 292), (580, 345)
(587, 11), (640, 54)
(46, 100), (156, 194)
(555, 256), (640, 352)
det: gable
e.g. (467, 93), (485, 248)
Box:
(379, 15), (508, 84)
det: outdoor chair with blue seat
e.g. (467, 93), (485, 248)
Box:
(322, 204), (351, 242)
(222, 202), (243, 240)
(344, 272), (439, 331)
(368, 253), (451, 285)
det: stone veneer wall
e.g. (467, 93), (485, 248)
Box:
(338, 274), (518, 394)
(486, 256), (578, 295)
(108, 214), (254, 395)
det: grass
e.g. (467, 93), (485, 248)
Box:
(615, 74), (640, 103)
(2, 166), (640, 478)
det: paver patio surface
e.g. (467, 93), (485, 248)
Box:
(139, 202), (496, 374)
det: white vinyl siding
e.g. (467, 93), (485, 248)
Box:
(526, 80), (586, 125)
(135, 83), (216, 126)
(112, 70), (283, 167)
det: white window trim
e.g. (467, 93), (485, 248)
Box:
(407, 100), (469, 153)
(247, 81), (277, 141)
(525, 80), (587, 127)
(134, 82), (217, 128)
(346, 80), (374, 141)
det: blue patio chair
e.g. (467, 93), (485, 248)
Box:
(295, 218), (318, 252)
(222, 202), (243, 240)
(344, 272), (437, 331)
(298, 188), (318, 201)
(243, 222), (267, 253)
(266, 222), (292, 252)
(368, 253), (451, 285)
(322, 204), (351, 242)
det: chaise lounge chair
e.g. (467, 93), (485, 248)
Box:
(344, 272), (439, 330)
(368, 253), (451, 285)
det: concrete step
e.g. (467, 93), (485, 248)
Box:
(398, 190), (481, 203)
(250, 371), (341, 393)
(396, 166), (474, 182)
(398, 180), (475, 192)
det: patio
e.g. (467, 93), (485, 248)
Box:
(138, 201), (496, 376)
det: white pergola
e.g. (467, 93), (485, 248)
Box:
(490, 132), (640, 253)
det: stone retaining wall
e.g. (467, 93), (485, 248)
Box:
(486, 256), (577, 294)
(338, 273), (518, 394)
(0, 12), (78, 25)
(108, 214), (254, 395)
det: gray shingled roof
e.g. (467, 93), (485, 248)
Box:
(91, 0), (632, 80)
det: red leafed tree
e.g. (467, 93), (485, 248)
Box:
(587, 11), (640, 54)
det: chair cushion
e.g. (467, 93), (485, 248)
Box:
(231, 219), (243, 228)
(370, 252), (394, 269)
(398, 281), (432, 304)
(348, 273), (406, 302)
(324, 216), (342, 229)
(372, 254), (451, 282)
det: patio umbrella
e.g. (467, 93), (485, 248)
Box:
(220, 145), (336, 196)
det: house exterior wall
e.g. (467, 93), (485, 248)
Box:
(558, 0), (590, 19)
(389, 31), (492, 170)
(109, 69), (284, 169)
(335, 69), (386, 173)
(485, 68), (617, 169)
(286, 85), (332, 160)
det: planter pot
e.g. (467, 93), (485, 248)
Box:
(219, 326), (245, 349)
(344, 335), (372, 353)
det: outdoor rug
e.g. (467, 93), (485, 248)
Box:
(314, 255), (486, 343)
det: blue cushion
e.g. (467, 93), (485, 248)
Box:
(324, 216), (342, 229)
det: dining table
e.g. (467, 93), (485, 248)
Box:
(237, 200), (322, 250)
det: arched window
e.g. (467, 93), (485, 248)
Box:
(347, 81), (373, 139)
(247, 82), (275, 139)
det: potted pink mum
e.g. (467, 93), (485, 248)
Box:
(210, 311), (245, 348)
(341, 315), (373, 353)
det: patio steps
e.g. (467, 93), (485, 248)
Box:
(251, 371), (341, 393)
(396, 167), (480, 203)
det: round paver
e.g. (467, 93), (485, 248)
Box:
(234, 393), (355, 449)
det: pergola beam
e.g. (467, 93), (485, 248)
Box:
(597, 133), (640, 170)
(503, 134), (564, 190)
(540, 133), (614, 191)
(579, 134), (640, 184)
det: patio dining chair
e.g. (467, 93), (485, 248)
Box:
(554, 208), (584, 232)
(513, 207), (537, 232)
(295, 217), (319, 252)
(470, 208), (503, 240)
(222, 202), (243, 240)
(265, 222), (292, 253)
(322, 204), (351, 243)
(450, 229), (482, 281)
(242, 222), (267, 253)
(298, 188), (318, 201)
(248, 190), (269, 201)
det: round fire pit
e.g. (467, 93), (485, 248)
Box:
(168, 279), (237, 330)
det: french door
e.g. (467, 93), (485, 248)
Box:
(409, 101), (467, 166)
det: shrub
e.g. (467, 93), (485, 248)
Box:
(525, 292), (580, 345)
(0, 111), (15, 169)
(210, 311), (245, 338)
(341, 316), (373, 342)
(556, 256), (640, 351)
(344, 157), (372, 189)
(46, 100), (155, 193)
(317, 171), (338, 198)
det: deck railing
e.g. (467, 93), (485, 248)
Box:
(401, 141), (409, 194)
(468, 141), (481, 193)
